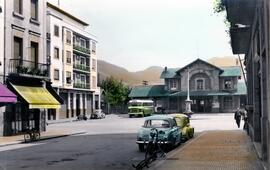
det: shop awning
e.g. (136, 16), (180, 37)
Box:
(0, 83), (17, 103)
(11, 84), (60, 109)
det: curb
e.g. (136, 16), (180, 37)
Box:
(0, 131), (86, 148)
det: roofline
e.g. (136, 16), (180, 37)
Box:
(47, 2), (89, 26)
(176, 58), (222, 73)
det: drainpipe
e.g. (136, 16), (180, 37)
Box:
(3, 0), (6, 84)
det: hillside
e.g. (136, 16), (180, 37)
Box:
(97, 60), (163, 86)
(207, 56), (240, 67)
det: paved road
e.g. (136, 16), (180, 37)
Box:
(0, 113), (242, 170)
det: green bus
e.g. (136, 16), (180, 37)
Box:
(128, 99), (154, 117)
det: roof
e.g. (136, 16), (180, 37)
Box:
(47, 2), (89, 26)
(129, 85), (167, 98)
(144, 115), (173, 121)
(176, 59), (222, 73)
(220, 66), (242, 77)
(160, 68), (179, 79)
(235, 82), (247, 95)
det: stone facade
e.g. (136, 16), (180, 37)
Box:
(129, 59), (246, 114)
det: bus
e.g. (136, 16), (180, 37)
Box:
(128, 99), (154, 117)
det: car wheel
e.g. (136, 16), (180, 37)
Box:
(138, 144), (144, 152)
(129, 115), (132, 118)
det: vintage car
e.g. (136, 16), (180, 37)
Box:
(170, 113), (194, 140)
(136, 115), (182, 151)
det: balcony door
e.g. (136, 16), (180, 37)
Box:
(30, 42), (38, 68)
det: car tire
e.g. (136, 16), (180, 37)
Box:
(129, 115), (132, 118)
(138, 144), (144, 152)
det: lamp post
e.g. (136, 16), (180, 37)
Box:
(185, 67), (192, 114)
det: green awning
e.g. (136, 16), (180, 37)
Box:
(11, 84), (60, 109)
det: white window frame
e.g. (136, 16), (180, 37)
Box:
(195, 78), (205, 90)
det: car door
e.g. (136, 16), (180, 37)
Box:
(171, 119), (181, 144)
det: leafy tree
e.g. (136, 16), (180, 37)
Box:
(101, 77), (130, 111)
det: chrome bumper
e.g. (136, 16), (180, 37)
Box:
(136, 140), (171, 144)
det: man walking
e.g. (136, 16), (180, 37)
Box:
(234, 108), (241, 128)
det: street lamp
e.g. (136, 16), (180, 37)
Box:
(185, 67), (192, 114)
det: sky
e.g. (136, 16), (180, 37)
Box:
(48, 0), (233, 72)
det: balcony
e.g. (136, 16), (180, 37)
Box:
(73, 82), (90, 89)
(9, 59), (49, 78)
(73, 45), (90, 55)
(73, 64), (90, 72)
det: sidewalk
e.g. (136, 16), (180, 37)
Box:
(0, 129), (85, 147)
(151, 130), (264, 170)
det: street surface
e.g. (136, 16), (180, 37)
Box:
(0, 113), (243, 170)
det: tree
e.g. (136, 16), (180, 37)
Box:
(100, 77), (130, 113)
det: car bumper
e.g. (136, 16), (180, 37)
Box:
(136, 140), (171, 144)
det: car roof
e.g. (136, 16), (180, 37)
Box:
(170, 113), (188, 118)
(145, 115), (173, 121)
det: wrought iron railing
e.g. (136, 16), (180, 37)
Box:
(9, 59), (49, 78)
(73, 64), (90, 72)
(73, 45), (90, 54)
(73, 82), (90, 89)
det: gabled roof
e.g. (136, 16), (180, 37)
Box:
(160, 68), (180, 79)
(129, 85), (167, 98)
(220, 66), (241, 77)
(176, 58), (222, 73)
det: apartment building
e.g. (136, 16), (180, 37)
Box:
(0, 0), (62, 136)
(46, 3), (100, 121)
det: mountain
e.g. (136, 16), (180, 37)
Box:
(207, 56), (240, 67)
(97, 60), (163, 86)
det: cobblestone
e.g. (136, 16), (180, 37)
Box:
(151, 131), (263, 170)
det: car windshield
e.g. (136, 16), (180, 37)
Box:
(128, 103), (142, 106)
(144, 119), (170, 128)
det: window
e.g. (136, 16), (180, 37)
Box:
(30, 42), (38, 68)
(92, 76), (96, 89)
(81, 75), (86, 84)
(31, 0), (38, 20)
(14, 0), (23, 14)
(224, 79), (232, 90)
(224, 96), (233, 109)
(54, 47), (59, 59)
(81, 57), (85, 65)
(66, 51), (71, 64)
(66, 30), (71, 44)
(171, 79), (177, 89)
(81, 39), (85, 48)
(66, 71), (71, 84)
(92, 59), (96, 71)
(14, 37), (23, 59)
(196, 79), (204, 90)
(54, 69), (59, 80)
(92, 41), (96, 53)
(54, 25), (59, 37)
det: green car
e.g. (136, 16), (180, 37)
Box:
(136, 115), (182, 151)
(170, 113), (194, 140)
(128, 99), (154, 117)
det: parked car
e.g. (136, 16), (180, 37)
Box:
(90, 109), (105, 119)
(170, 113), (194, 140)
(136, 115), (181, 151)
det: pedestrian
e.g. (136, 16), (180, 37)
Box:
(234, 108), (241, 128)
(243, 110), (248, 130)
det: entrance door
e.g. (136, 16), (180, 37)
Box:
(76, 94), (80, 116)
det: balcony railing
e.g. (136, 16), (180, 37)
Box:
(73, 45), (90, 55)
(73, 82), (90, 89)
(9, 59), (49, 78)
(73, 64), (90, 72)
